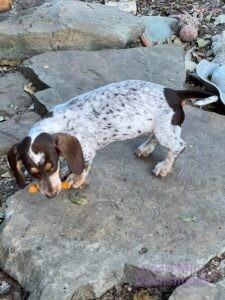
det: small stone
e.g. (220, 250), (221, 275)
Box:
(139, 247), (148, 254)
(214, 15), (225, 26)
(180, 25), (198, 42)
(106, 0), (137, 15)
(29, 103), (35, 110)
(0, 116), (5, 122)
(119, 0), (137, 15)
(0, 210), (5, 219)
(0, 281), (10, 294)
(116, 215), (123, 221)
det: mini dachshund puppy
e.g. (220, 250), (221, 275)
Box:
(0, 0), (12, 12)
(7, 80), (218, 198)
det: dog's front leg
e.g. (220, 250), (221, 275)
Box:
(67, 163), (91, 189)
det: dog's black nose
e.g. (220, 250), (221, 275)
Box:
(46, 193), (57, 199)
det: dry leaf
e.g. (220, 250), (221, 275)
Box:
(24, 82), (35, 95)
(133, 293), (155, 300)
(180, 216), (197, 223)
(70, 195), (88, 205)
(196, 38), (208, 48)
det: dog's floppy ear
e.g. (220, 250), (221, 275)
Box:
(7, 143), (25, 188)
(54, 133), (84, 175)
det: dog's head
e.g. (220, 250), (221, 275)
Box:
(7, 132), (84, 198)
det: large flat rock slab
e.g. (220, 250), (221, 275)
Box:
(1, 106), (225, 299)
(0, 112), (40, 155)
(169, 278), (225, 300)
(21, 45), (185, 112)
(0, 73), (32, 118)
(0, 0), (144, 61)
(141, 16), (178, 44)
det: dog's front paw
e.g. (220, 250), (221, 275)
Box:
(152, 162), (171, 177)
(134, 148), (150, 158)
(67, 173), (88, 189)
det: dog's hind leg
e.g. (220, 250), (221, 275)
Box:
(134, 133), (158, 157)
(152, 125), (186, 177)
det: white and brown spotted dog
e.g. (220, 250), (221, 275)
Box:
(8, 80), (217, 198)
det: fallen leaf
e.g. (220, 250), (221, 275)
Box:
(180, 216), (197, 223)
(196, 38), (208, 48)
(133, 293), (155, 300)
(24, 82), (35, 95)
(70, 195), (88, 205)
(173, 37), (183, 45)
(1, 171), (11, 178)
(205, 13), (213, 22)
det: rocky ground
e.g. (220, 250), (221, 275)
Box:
(0, 269), (28, 300)
(0, 0), (225, 300)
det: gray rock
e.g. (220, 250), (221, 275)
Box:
(0, 73), (32, 117)
(212, 31), (225, 64)
(0, 280), (10, 294)
(0, 112), (40, 154)
(0, 0), (144, 61)
(1, 106), (225, 299)
(141, 16), (178, 44)
(214, 15), (225, 26)
(216, 278), (225, 289)
(34, 88), (63, 115)
(169, 278), (225, 300)
(21, 45), (185, 110)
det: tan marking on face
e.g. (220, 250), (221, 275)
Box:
(45, 162), (52, 170)
(31, 167), (39, 174)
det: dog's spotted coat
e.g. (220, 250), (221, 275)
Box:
(8, 80), (217, 197)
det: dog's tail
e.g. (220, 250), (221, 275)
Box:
(176, 90), (219, 106)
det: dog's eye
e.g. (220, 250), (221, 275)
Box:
(45, 163), (52, 171)
(31, 167), (39, 174)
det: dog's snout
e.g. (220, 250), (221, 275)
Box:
(38, 168), (61, 198)
(46, 192), (58, 199)
(41, 183), (61, 198)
